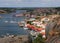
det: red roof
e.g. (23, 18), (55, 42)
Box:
(36, 28), (43, 31)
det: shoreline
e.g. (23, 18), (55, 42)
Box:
(0, 35), (31, 43)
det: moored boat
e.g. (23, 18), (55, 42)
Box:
(10, 21), (17, 23)
(23, 27), (28, 30)
(4, 21), (9, 23)
(18, 21), (25, 27)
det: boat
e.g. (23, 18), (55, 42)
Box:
(10, 21), (17, 23)
(4, 21), (9, 23)
(18, 22), (24, 27)
(18, 21), (25, 27)
(15, 14), (24, 17)
(23, 27), (28, 30)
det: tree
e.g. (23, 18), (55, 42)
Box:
(33, 34), (45, 43)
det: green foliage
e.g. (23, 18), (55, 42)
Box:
(0, 8), (16, 13)
(33, 34), (45, 43)
(27, 21), (33, 25)
(35, 17), (40, 19)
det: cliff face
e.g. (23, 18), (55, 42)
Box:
(45, 15), (60, 43)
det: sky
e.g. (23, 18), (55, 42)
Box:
(0, 0), (60, 7)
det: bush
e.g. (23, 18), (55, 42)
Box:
(33, 34), (45, 43)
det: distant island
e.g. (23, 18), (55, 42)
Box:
(0, 7), (60, 13)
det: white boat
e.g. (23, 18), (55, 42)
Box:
(10, 21), (17, 23)
(23, 27), (28, 30)
(5, 21), (8, 23)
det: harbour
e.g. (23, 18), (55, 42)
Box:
(0, 8), (60, 43)
(0, 10), (28, 37)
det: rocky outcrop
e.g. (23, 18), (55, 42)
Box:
(0, 35), (31, 43)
